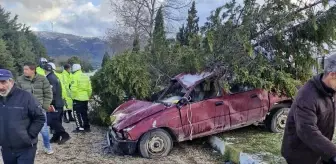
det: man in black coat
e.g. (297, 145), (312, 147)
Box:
(0, 69), (45, 164)
(282, 54), (336, 164)
(44, 64), (70, 145)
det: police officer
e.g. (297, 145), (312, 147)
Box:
(62, 64), (75, 123)
(71, 64), (92, 133)
(36, 58), (48, 76)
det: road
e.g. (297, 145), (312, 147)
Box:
(1, 122), (222, 164)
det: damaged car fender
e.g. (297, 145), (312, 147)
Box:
(122, 108), (181, 141)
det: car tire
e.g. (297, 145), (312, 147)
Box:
(138, 128), (173, 158)
(267, 107), (290, 133)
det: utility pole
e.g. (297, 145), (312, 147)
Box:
(51, 22), (54, 32)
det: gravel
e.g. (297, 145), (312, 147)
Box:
(1, 122), (222, 164)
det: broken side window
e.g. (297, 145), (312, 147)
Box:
(190, 79), (221, 102)
(159, 81), (186, 102)
(229, 83), (255, 94)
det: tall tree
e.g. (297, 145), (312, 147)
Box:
(132, 36), (140, 52)
(101, 52), (110, 67)
(0, 39), (14, 71)
(0, 6), (47, 75)
(186, 1), (199, 36)
(67, 56), (81, 66)
(152, 6), (167, 54)
(177, 1), (200, 48)
(176, 24), (187, 45)
(150, 5), (169, 77)
(67, 56), (93, 72)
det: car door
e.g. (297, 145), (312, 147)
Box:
(224, 84), (264, 128)
(212, 97), (231, 132)
(179, 80), (218, 139)
(224, 91), (250, 128)
(246, 88), (269, 123)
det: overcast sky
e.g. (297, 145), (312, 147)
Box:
(0, 0), (316, 37)
(0, 0), (236, 37)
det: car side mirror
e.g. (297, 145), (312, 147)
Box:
(176, 97), (190, 109)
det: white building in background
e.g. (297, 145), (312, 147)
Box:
(312, 49), (336, 75)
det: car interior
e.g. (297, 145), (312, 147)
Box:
(190, 80), (221, 102)
(229, 83), (255, 94)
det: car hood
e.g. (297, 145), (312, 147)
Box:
(111, 100), (166, 130)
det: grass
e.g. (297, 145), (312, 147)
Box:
(220, 126), (285, 163)
(221, 126), (336, 163)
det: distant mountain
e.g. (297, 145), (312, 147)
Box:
(34, 31), (110, 68)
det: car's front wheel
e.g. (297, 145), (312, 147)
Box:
(268, 107), (290, 133)
(138, 128), (173, 158)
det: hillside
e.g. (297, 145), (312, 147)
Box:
(34, 31), (110, 67)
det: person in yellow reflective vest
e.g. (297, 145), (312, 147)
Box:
(62, 64), (74, 123)
(36, 58), (48, 76)
(70, 64), (92, 133)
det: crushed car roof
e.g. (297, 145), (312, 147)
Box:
(174, 72), (213, 88)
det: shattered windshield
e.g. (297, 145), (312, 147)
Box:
(158, 81), (188, 104)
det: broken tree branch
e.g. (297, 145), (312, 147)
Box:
(254, 5), (336, 47)
(250, 0), (323, 40)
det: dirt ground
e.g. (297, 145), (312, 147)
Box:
(1, 122), (222, 164)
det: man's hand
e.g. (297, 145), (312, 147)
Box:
(63, 99), (68, 108)
(48, 105), (55, 112)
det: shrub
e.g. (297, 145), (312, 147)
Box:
(90, 51), (152, 125)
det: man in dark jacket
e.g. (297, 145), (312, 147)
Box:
(0, 69), (45, 164)
(281, 54), (336, 164)
(44, 64), (70, 145)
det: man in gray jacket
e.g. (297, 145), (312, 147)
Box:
(16, 62), (54, 154)
(0, 69), (45, 164)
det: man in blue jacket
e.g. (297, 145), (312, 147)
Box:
(0, 69), (45, 164)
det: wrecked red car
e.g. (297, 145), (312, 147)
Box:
(107, 72), (292, 158)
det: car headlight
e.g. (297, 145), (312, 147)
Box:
(110, 115), (116, 124)
(121, 130), (128, 139)
(116, 131), (123, 139)
(111, 113), (126, 125)
(122, 125), (135, 140)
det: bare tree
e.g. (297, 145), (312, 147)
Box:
(109, 0), (192, 47)
(105, 26), (148, 54)
(109, 0), (147, 46)
(105, 27), (133, 54)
